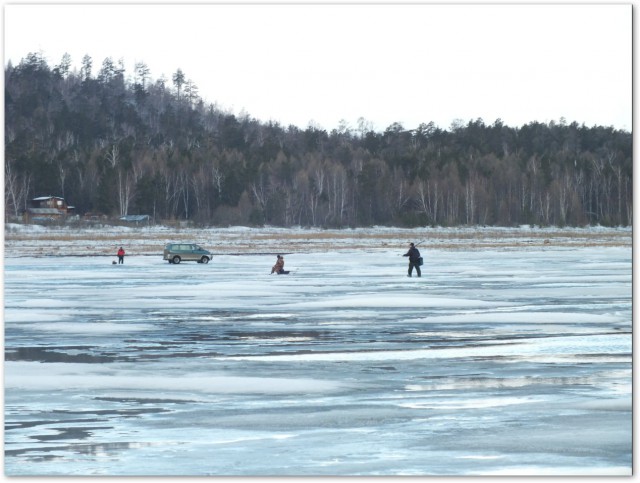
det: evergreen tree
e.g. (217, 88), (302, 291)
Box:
(4, 51), (632, 227)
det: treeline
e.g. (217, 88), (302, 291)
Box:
(5, 52), (632, 227)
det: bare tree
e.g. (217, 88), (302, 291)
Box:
(211, 163), (224, 201)
(308, 161), (326, 226)
(117, 171), (135, 216)
(464, 180), (476, 225)
(327, 163), (348, 225)
(390, 167), (411, 216)
(417, 179), (440, 225)
(5, 160), (31, 218)
(250, 173), (269, 215)
(105, 144), (119, 169)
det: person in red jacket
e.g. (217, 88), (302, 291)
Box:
(117, 247), (125, 264)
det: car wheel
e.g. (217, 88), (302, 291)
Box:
(201, 256), (209, 264)
(172, 256), (181, 264)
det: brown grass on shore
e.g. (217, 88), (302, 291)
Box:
(4, 226), (631, 257)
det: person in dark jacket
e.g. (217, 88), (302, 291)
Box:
(403, 242), (421, 277)
(117, 247), (125, 264)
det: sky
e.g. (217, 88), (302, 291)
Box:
(3, 2), (633, 133)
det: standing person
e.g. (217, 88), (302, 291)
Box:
(403, 242), (421, 277)
(117, 247), (125, 264)
(271, 254), (288, 274)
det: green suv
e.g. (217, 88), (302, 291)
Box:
(163, 243), (212, 264)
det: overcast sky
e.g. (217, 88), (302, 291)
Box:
(3, 3), (632, 133)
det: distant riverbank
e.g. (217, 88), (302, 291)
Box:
(4, 224), (631, 258)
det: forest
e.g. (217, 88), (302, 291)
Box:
(5, 52), (633, 227)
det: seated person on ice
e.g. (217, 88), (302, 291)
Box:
(271, 254), (288, 274)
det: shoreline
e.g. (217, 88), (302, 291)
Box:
(4, 224), (632, 257)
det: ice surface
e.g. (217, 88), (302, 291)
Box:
(3, 236), (631, 476)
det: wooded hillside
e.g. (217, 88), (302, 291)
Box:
(5, 52), (632, 227)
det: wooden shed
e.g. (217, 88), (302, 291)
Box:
(24, 196), (75, 222)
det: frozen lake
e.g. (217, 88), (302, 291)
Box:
(4, 245), (632, 475)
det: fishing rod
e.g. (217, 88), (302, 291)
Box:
(406, 239), (426, 247)
(399, 239), (426, 255)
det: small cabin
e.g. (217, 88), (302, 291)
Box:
(24, 196), (75, 222)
